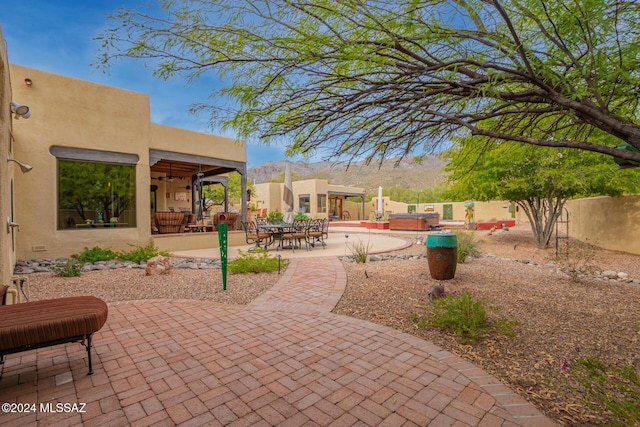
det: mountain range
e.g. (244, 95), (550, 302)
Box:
(247, 156), (448, 194)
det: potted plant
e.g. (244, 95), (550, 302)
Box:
(267, 210), (284, 224)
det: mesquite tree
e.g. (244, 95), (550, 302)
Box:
(97, 0), (640, 165)
(445, 138), (640, 248)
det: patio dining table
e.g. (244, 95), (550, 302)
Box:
(258, 223), (297, 250)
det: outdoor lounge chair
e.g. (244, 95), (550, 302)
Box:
(0, 296), (109, 375)
(242, 220), (273, 251)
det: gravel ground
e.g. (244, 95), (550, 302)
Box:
(26, 225), (640, 426)
(334, 226), (640, 427)
(28, 268), (279, 305)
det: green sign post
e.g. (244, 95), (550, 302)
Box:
(217, 224), (228, 290)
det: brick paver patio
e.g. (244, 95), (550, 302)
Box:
(0, 257), (556, 426)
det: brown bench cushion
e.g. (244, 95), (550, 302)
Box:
(0, 296), (108, 351)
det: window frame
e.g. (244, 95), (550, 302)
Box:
(52, 147), (139, 231)
(317, 194), (327, 213)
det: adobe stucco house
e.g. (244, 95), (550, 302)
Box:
(1, 35), (248, 285)
(253, 179), (366, 220)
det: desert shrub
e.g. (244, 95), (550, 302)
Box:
(228, 249), (287, 273)
(566, 355), (640, 426)
(117, 241), (170, 263)
(72, 246), (118, 264)
(454, 230), (481, 263)
(413, 289), (518, 344)
(349, 240), (372, 263)
(550, 239), (599, 282)
(428, 290), (488, 343)
(50, 259), (83, 277)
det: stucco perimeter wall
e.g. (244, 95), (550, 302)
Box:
(435, 200), (523, 223)
(566, 195), (640, 255)
(368, 199), (522, 223)
(0, 27), (14, 285)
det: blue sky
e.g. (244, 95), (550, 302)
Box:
(0, 1), (295, 167)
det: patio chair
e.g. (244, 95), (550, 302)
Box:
(215, 212), (239, 230)
(282, 219), (310, 252)
(154, 212), (185, 234)
(242, 220), (273, 252)
(182, 213), (197, 232)
(307, 218), (327, 249)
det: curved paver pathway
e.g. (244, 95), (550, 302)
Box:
(0, 257), (556, 426)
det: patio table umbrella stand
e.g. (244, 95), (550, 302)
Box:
(283, 163), (295, 224)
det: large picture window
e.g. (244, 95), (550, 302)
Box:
(58, 159), (136, 229)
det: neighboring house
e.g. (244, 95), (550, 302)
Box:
(253, 179), (366, 220)
(4, 61), (248, 263)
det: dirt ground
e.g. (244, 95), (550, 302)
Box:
(333, 225), (640, 427)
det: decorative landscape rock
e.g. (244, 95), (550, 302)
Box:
(145, 256), (175, 276)
(337, 253), (639, 284)
(12, 252), (639, 285)
(13, 257), (221, 275)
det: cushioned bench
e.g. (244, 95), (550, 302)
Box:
(0, 296), (108, 375)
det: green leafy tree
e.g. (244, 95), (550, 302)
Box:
(446, 138), (640, 248)
(201, 172), (252, 211)
(386, 186), (451, 205)
(97, 1), (640, 165)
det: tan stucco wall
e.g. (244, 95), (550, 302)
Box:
(369, 197), (405, 218)
(9, 65), (246, 259)
(344, 200), (364, 220)
(367, 199), (520, 223)
(10, 65), (151, 259)
(154, 230), (246, 252)
(566, 195), (640, 255)
(253, 182), (282, 215)
(0, 27), (15, 284)
(430, 200), (520, 223)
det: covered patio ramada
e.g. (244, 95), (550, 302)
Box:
(149, 149), (250, 253)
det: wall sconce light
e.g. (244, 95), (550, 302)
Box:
(7, 157), (33, 173)
(24, 78), (33, 86)
(10, 101), (31, 119)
